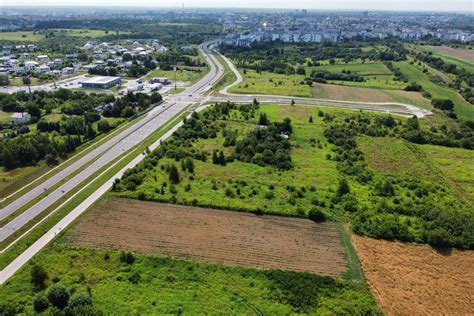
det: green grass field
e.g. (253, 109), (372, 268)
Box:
(229, 70), (312, 98)
(420, 144), (474, 204)
(0, 31), (44, 42)
(395, 60), (474, 120)
(307, 62), (405, 90)
(51, 29), (127, 38)
(0, 245), (380, 314)
(358, 136), (474, 205)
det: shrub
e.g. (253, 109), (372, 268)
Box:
(31, 264), (48, 290)
(47, 285), (70, 309)
(336, 178), (350, 196)
(69, 292), (92, 308)
(119, 251), (135, 265)
(308, 208), (326, 222)
(33, 294), (49, 313)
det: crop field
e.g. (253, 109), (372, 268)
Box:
(425, 45), (474, 63)
(395, 60), (474, 120)
(421, 46), (474, 73)
(229, 69), (313, 97)
(65, 197), (350, 277)
(352, 235), (474, 315)
(312, 82), (431, 107)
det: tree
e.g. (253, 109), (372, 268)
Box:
(31, 264), (48, 290)
(337, 178), (350, 196)
(169, 164), (180, 184)
(47, 285), (70, 309)
(218, 151), (226, 166)
(22, 76), (32, 99)
(432, 98), (454, 111)
(258, 113), (269, 125)
(33, 294), (49, 313)
(45, 154), (58, 166)
(0, 75), (9, 86)
(185, 157), (194, 173)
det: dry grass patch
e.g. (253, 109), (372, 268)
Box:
(312, 83), (430, 107)
(352, 235), (474, 316)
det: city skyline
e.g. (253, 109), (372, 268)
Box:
(1, 0), (473, 13)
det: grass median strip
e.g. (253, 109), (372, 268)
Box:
(0, 106), (192, 269)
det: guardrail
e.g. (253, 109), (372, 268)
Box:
(127, 100), (164, 121)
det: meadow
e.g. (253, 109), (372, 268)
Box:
(116, 104), (339, 217)
(0, 31), (44, 42)
(307, 62), (405, 90)
(0, 244), (380, 314)
(395, 60), (474, 120)
(228, 70), (313, 98)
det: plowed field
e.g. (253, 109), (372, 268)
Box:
(352, 235), (474, 315)
(66, 198), (349, 277)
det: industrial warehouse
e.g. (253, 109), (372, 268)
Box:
(80, 76), (121, 89)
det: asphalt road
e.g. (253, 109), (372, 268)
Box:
(0, 41), (223, 242)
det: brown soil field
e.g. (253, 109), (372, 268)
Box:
(352, 235), (474, 315)
(427, 45), (474, 63)
(66, 198), (349, 277)
(312, 83), (430, 107)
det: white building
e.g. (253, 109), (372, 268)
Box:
(10, 112), (31, 124)
(24, 61), (38, 72)
(36, 55), (49, 62)
(37, 64), (51, 74)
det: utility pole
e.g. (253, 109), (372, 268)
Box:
(173, 65), (177, 91)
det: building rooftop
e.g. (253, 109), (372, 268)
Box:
(81, 76), (121, 85)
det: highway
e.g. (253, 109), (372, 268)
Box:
(0, 41), (223, 242)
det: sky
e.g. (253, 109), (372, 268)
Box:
(2, 0), (473, 12)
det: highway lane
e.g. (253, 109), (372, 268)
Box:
(0, 41), (223, 242)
